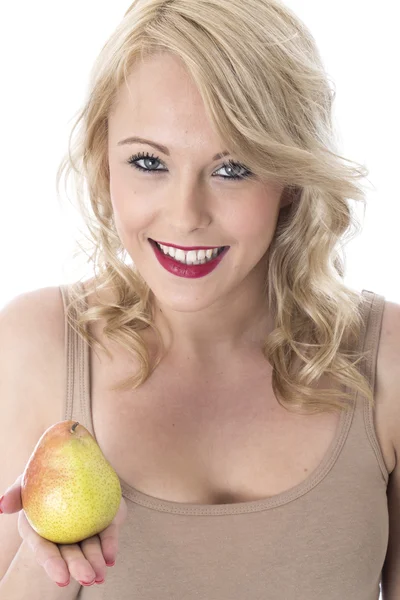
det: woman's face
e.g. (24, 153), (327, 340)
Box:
(107, 52), (286, 313)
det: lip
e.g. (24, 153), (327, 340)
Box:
(150, 239), (225, 251)
(149, 239), (229, 279)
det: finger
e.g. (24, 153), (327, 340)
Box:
(80, 535), (107, 584)
(98, 496), (127, 565)
(58, 498), (128, 584)
(1, 474), (23, 513)
(59, 543), (97, 585)
(18, 510), (70, 585)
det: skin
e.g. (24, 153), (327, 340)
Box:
(108, 51), (289, 365)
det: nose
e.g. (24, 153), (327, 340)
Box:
(164, 176), (212, 234)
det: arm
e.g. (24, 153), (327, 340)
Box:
(378, 301), (400, 599)
(0, 288), (64, 578)
(0, 288), (79, 597)
(0, 287), (127, 597)
(0, 538), (80, 599)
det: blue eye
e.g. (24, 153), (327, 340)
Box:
(126, 151), (253, 180)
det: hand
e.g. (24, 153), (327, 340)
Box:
(1, 474), (127, 587)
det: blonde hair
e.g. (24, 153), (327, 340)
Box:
(57, 0), (375, 415)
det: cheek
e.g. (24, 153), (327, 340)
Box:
(109, 172), (152, 234)
(110, 172), (132, 217)
(226, 195), (281, 244)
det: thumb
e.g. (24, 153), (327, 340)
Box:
(0, 474), (23, 514)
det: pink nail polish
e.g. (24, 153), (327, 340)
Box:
(95, 578), (105, 584)
(106, 560), (115, 567)
(79, 579), (96, 586)
(0, 495), (4, 514)
(56, 581), (70, 587)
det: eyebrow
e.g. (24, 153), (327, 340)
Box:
(117, 136), (230, 162)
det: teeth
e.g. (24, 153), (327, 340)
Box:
(177, 249), (189, 263)
(157, 243), (224, 265)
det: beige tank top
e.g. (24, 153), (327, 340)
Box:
(59, 284), (389, 600)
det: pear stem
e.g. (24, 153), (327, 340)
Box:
(71, 422), (79, 434)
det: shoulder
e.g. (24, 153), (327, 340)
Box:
(376, 299), (400, 458)
(0, 285), (65, 346)
(0, 285), (67, 427)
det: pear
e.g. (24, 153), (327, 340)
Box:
(21, 420), (122, 545)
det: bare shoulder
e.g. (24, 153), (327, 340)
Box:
(376, 299), (400, 461)
(0, 285), (67, 427)
(1, 285), (65, 352)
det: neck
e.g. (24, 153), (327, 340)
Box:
(151, 282), (275, 365)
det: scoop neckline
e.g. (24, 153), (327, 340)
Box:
(111, 399), (351, 515)
(78, 284), (355, 516)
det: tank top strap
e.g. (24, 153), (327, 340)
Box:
(351, 289), (388, 483)
(359, 290), (389, 483)
(59, 282), (93, 436)
(359, 290), (385, 390)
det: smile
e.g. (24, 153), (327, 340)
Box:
(154, 241), (225, 265)
(149, 239), (230, 279)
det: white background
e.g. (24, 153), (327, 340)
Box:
(0, 3), (395, 597)
(0, 0), (398, 310)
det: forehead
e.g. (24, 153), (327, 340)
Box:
(108, 53), (221, 149)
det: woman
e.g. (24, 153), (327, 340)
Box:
(1, 0), (399, 598)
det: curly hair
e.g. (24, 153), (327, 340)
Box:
(57, 0), (375, 415)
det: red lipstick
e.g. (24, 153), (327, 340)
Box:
(149, 239), (229, 279)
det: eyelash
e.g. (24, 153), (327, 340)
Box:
(126, 151), (253, 180)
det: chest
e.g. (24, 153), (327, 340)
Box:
(89, 337), (351, 504)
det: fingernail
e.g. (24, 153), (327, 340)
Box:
(0, 495), (4, 514)
(95, 578), (105, 585)
(106, 560), (115, 567)
(79, 579), (96, 586)
(56, 581), (70, 587)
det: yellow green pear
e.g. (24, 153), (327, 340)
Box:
(21, 420), (122, 544)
